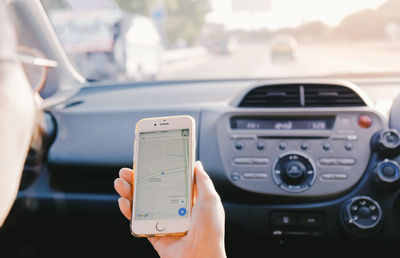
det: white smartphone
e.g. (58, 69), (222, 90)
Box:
(130, 115), (196, 237)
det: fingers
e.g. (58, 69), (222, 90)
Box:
(194, 161), (220, 202)
(119, 168), (134, 184)
(115, 168), (134, 220)
(118, 197), (131, 219)
(114, 177), (133, 201)
(115, 168), (134, 199)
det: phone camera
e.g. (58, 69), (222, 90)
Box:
(154, 124), (157, 126)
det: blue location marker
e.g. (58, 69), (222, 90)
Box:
(178, 208), (187, 216)
(161, 172), (165, 175)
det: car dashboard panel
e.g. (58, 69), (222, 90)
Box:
(215, 110), (383, 197)
(5, 79), (400, 257)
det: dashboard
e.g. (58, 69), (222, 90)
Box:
(3, 78), (400, 257)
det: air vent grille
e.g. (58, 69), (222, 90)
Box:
(239, 85), (300, 107)
(304, 85), (365, 107)
(239, 84), (366, 108)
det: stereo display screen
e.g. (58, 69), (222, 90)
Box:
(231, 117), (335, 130)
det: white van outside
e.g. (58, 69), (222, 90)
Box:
(114, 15), (163, 81)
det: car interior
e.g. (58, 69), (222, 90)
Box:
(2, 0), (400, 257)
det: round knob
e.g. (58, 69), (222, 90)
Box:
(371, 129), (400, 157)
(272, 153), (316, 192)
(341, 196), (382, 237)
(283, 160), (306, 183)
(372, 159), (400, 188)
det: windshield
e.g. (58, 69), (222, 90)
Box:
(41, 0), (400, 82)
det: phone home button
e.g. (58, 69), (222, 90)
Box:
(156, 222), (165, 232)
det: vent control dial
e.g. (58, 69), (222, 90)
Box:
(341, 196), (382, 237)
(371, 129), (400, 157)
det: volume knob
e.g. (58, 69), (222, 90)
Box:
(272, 153), (316, 193)
(282, 160), (306, 184)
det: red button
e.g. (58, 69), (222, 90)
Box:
(358, 115), (372, 128)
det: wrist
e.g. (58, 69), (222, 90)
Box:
(183, 240), (226, 258)
(211, 231), (226, 258)
(214, 247), (227, 258)
(206, 240), (226, 258)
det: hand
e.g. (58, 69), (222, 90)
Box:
(114, 161), (226, 258)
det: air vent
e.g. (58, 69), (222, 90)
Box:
(304, 85), (365, 107)
(239, 83), (366, 108)
(239, 85), (300, 107)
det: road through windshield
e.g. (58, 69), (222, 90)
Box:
(41, 0), (400, 82)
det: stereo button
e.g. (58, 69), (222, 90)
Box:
(347, 135), (358, 141)
(319, 158), (338, 166)
(230, 134), (256, 140)
(278, 143), (287, 150)
(271, 214), (296, 226)
(254, 173), (268, 179)
(256, 142), (265, 150)
(300, 143), (309, 150)
(345, 143), (353, 151)
(234, 142), (243, 150)
(241, 173), (256, 180)
(286, 185), (302, 191)
(241, 173), (268, 180)
(251, 158), (269, 165)
(332, 135), (347, 140)
(298, 214), (323, 227)
(321, 173), (348, 180)
(233, 157), (252, 164)
(322, 143), (331, 151)
(334, 174), (348, 179)
(321, 174), (335, 180)
(337, 158), (356, 166)
(319, 158), (356, 166)
(231, 172), (240, 181)
(332, 135), (358, 141)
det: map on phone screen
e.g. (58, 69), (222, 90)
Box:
(135, 129), (190, 220)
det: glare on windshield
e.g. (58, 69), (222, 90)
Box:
(41, 0), (400, 82)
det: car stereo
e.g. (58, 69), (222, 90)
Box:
(216, 110), (385, 197)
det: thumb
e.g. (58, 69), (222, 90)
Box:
(194, 161), (219, 201)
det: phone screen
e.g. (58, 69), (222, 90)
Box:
(135, 129), (190, 220)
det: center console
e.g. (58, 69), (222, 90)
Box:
(217, 110), (384, 197)
(198, 81), (400, 253)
